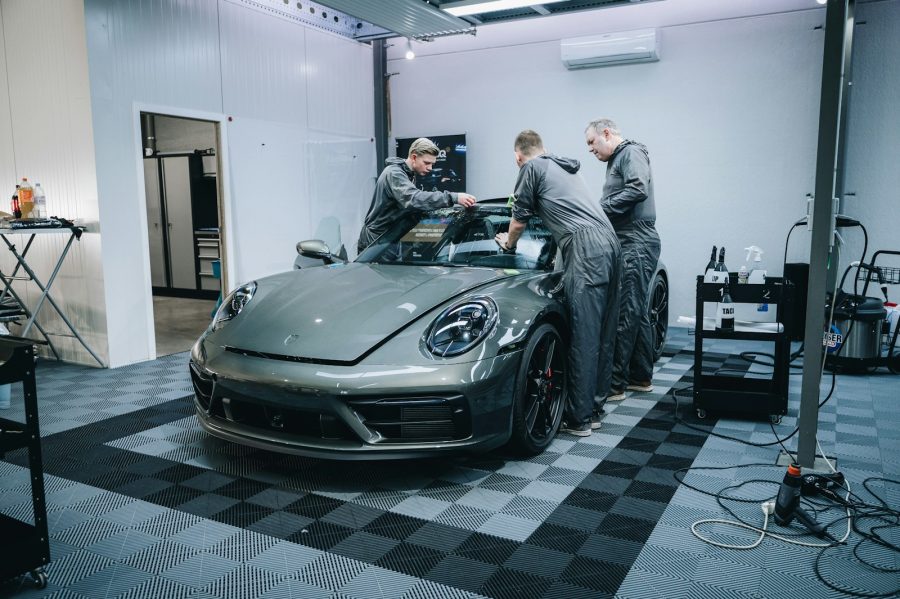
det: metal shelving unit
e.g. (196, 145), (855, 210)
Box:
(693, 274), (794, 422)
(0, 336), (49, 589)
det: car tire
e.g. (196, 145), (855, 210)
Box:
(508, 323), (566, 456)
(649, 272), (669, 362)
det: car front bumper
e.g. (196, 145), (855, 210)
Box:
(189, 342), (522, 460)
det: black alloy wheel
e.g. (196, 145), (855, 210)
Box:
(649, 272), (669, 362)
(508, 323), (566, 455)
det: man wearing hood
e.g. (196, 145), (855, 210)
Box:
(496, 130), (621, 437)
(357, 138), (477, 254)
(585, 119), (662, 401)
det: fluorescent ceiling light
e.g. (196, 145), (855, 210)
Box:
(443, 0), (569, 17)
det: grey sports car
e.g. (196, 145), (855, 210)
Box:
(190, 202), (668, 459)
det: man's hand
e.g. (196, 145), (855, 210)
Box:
(456, 193), (477, 208)
(494, 232), (515, 253)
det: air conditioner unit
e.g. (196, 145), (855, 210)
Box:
(561, 28), (659, 70)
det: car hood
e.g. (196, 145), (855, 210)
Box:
(215, 262), (514, 363)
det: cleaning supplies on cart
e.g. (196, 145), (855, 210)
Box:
(703, 245), (718, 282)
(710, 247), (729, 284)
(744, 246), (768, 312)
(716, 277), (735, 332)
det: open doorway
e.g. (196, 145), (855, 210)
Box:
(140, 113), (224, 357)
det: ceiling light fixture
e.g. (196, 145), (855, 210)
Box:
(442, 0), (570, 17)
(405, 38), (416, 60)
(816, 0), (827, 4)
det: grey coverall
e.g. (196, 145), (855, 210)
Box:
(512, 155), (622, 427)
(357, 158), (460, 254)
(601, 140), (662, 391)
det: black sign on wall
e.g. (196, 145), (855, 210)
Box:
(396, 134), (466, 193)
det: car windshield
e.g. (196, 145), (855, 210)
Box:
(357, 205), (556, 270)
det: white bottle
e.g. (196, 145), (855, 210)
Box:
(744, 246), (768, 312)
(33, 183), (47, 219)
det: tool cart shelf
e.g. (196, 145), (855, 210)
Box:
(0, 336), (50, 589)
(693, 274), (794, 422)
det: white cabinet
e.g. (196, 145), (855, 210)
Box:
(162, 157), (196, 289)
(143, 155), (198, 291)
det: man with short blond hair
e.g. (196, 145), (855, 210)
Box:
(585, 118), (661, 401)
(496, 130), (621, 437)
(357, 138), (476, 254)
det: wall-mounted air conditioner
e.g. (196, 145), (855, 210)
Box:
(561, 28), (659, 70)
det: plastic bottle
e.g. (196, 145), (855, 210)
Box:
(745, 246), (768, 312)
(33, 183), (46, 219)
(716, 277), (735, 332)
(738, 263), (749, 284)
(703, 245), (718, 283)
(18, 177), (34, 218)
(712, 247), (728, 284)
(11, 193), (21, 219)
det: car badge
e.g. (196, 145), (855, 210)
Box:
(283, 334), (302, 346)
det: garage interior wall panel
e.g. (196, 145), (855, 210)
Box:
(841, 2), (900, 287)
(388, 7), (827, 325)
(85, 0), (223, 367)
(86, 0), (374, 366)
(0, 0), (107, 364)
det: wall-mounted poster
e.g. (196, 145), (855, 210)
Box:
(396, 134), (466, 193)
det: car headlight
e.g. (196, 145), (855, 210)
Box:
(426, 297), (498, 357)
(211, 281), (257, 331)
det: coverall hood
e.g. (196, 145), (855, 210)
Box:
(542, 154), (581, 174)
(611, 139), (648, 160)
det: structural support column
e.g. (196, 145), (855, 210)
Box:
(797, 0), (854, 468)
(373, 39), (389, 174)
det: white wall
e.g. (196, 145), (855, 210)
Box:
(0, 0), (107, 365)
(85, 0), (375, 367)
(841, 1), (900, 297)
(388, 2), (837, 325)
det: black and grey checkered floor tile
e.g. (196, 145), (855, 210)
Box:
(1, 328), (897, 598)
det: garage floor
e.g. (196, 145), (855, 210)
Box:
(1, 328), (897, 598)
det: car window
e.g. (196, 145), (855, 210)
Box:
(357, 206), (556, 270)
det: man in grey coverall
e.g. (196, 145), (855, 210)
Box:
(496, 130), (621, 436)
(357, 138), (476, 254)
(585, 118), (662, 400)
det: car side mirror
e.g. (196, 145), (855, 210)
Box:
(297, 239), (346, 265)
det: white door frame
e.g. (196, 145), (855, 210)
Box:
(131, 102), (234, 358)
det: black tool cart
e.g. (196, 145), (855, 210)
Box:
(0, 336), (49, 588)
(693, 274), (794, 422)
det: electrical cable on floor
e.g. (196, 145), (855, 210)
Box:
(678, 222), (899, 593)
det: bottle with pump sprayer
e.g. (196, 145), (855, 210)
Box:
(745, 246), (768, 312)
(703, 245), (718, 283)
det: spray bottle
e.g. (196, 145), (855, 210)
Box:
(745, 246), (768, 312)
(703, 245), (718, 283)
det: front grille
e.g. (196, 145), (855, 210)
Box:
(223, 399), (356, 441)
(348, 395), (470, 443)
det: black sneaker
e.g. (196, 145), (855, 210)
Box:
(591, 411), (602, 430)
(560, 421), (592, 437)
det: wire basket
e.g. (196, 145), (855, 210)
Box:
(857, 266), (900, 285)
